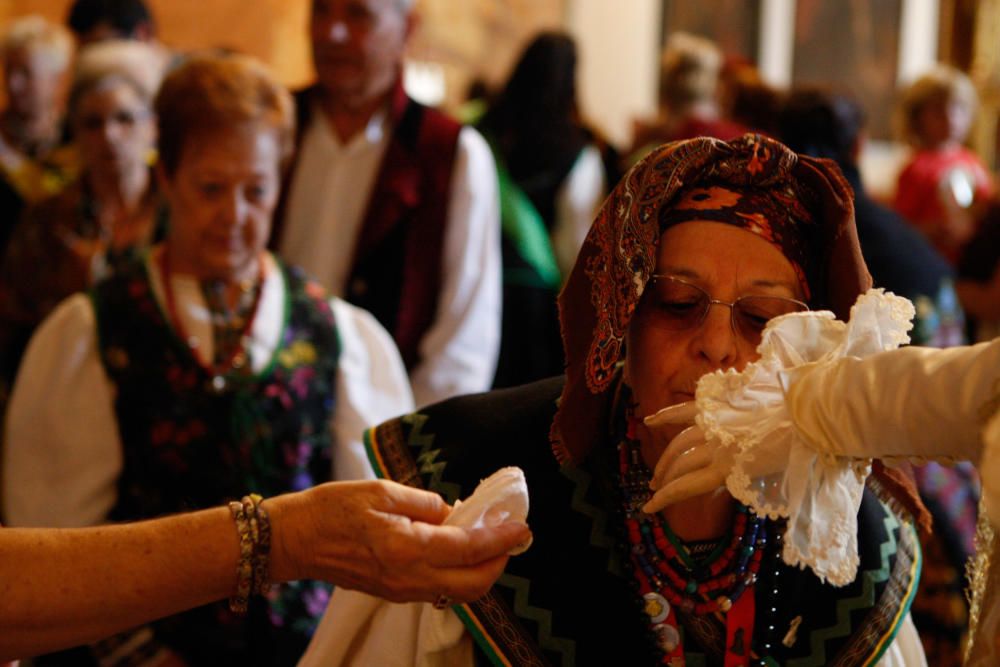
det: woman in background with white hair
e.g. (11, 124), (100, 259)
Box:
(0, 39), (164, 401)
(0, 15), (75, 253)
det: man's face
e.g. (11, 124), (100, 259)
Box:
(310, 0), (410, 107)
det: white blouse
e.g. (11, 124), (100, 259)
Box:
(2, 251), (413, 528)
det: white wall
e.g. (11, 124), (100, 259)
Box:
(565, 0), (661, 148)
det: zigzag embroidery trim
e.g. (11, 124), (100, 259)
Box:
(497, 572), (577, 666)
(787, 506), (901, 667)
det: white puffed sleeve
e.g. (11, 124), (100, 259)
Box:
(330, 298), (415, 481)
(3, 294), (123, 527)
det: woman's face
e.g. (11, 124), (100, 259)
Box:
(73, 79), (155, 176)
(626, 221), (803, 425)
(3, 46), (66, 117)
(916, 97), (971, 147)
(161, 123), (281, 282)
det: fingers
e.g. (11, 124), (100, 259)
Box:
(644, 401), (698, 428)
(660, 444), (714, 487)
(642, 468), (726, 514)
(421, 521), (532, 568)
(375, 522), (529, 604)
(377, 480), (451, 525)
(416, 553), (511, 605)
(650, 425), (706, 488)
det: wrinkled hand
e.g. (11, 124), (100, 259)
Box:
(642, 402), (729, 514)
(268, 480), (531, 604)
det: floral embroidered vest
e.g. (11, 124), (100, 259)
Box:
(91, 258), (340, 664)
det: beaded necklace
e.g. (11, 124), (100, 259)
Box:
(619, 416), (769, 666)
(159, 249), (265, 393)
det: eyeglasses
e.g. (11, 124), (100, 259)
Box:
(638, 274), (809, 344)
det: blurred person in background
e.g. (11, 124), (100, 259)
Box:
(629, 32), (745, 160)
(718, 56), (782, 137)
(3, 52), (414, 665)
(893, 65), (994, 264)
(67, 0), (156, 46)
(0, 39), (165, 409)
(956, 206), (1000, 342)
(0, 15), (75, 254)
(274, 0), (501, 408)
(477, 31), (612, 388)
(779, 88), (963, 347)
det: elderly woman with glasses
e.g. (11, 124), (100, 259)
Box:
(301, 135), (928, 666)
(3, 53), (416, 665)
(0, 39), (164, 399)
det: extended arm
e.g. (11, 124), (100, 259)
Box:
(1, 480), (531, 661)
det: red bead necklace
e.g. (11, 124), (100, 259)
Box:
(158, 248), (266, 393)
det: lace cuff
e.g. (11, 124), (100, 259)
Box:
(694, 289), (915, 586)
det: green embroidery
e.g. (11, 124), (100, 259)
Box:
(403, 413), (463, 503)
(559, 463), (620, 573)
(787, 505), (901, 667)
(498, 572), (577, 666)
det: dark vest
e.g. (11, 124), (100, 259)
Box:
(275, 84), (462, 369)
(365, 377), (922, 666)
(90, 258), (341, 665)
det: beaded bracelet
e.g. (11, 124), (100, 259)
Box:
(243, 493), (272, 596)
(228, 500), (254, 614)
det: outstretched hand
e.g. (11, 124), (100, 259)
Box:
(268, 480), (531, 604)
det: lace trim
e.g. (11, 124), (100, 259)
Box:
(694, 289), (914, 586)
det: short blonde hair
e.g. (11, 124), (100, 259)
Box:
(659, 32), (722, 110)
(154, 52), (294, 176)
(1, 15), (74, 73)
(896, 65), (978, 143)
(69, 39), (165, 115)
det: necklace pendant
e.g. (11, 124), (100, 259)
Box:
(643, 592), (670, 623)
(210, 375), (228, 393)
(654, 622), (681, 654)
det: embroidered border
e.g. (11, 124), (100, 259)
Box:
(364, 417), (552, 666)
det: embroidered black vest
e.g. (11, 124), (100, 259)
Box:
(91, 258), (340, 665)
(366, 377), (922, 667)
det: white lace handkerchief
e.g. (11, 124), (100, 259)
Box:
(694, 289), (915, 586)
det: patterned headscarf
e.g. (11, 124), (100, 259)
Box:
(551, 134), (870, 465)
(659, 183), (818, 298)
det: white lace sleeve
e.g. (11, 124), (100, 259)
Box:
(694, 289), (915, 586)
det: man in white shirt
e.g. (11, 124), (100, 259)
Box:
(275, 0), (501, 407)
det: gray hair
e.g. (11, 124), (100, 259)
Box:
(1, 15), (74, 72)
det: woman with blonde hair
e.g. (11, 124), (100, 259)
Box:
(893, 65), (994, 263)
(4, 52), (414, 664)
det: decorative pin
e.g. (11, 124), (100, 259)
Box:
(782, 615), (803, 648)
(211, 375), (227, 393)
(644, 592), (670, 623)
(655, 623), (680, 653)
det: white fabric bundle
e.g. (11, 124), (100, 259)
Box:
(694, 289), (915, 586)
(298, 467), (530, 667)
